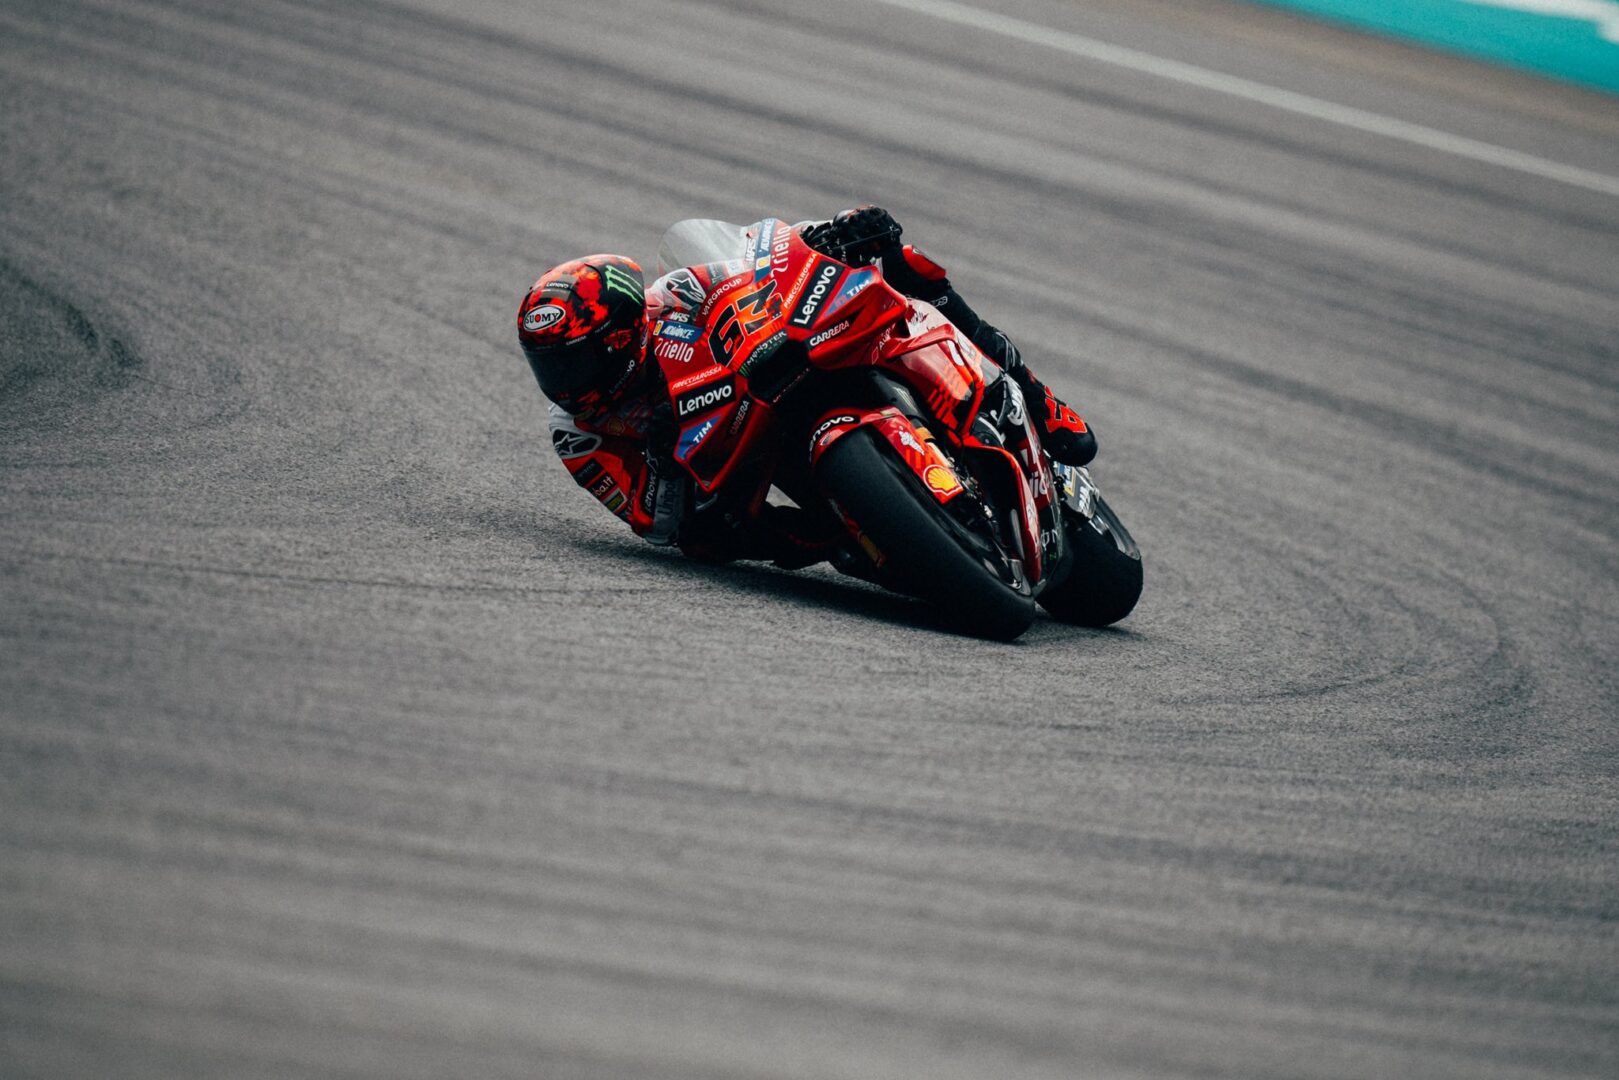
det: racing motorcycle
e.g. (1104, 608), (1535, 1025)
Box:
(653, 217), (1142, 641)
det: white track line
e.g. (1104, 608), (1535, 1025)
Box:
(869, 0), (1619, 198)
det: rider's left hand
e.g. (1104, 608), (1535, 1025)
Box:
(830, 205), (902, 258)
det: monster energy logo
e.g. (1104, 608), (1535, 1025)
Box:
(600, 263), (642, 302)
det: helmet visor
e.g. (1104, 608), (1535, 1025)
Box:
(526, 334), (637, 410)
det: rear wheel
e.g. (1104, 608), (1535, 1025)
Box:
(818, 429), (1035, 641)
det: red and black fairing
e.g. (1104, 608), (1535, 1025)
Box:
(802, 302), (1061, 583)
(649, 219), (905, 492)
(656, 217), (1065, 586)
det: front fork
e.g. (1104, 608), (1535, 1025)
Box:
(1044, 460), (1137, 590)
(1052, 461), (1099, 520)
(964, 373), (1069, 587)
(965, 373), (1126, 593)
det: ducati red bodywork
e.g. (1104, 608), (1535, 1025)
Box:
(653, 218), (1064, 585)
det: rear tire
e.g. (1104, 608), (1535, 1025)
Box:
(819, 429), (1036, 641)
(1037, 493), (1142, 627)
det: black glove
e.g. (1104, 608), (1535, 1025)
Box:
(802, 205), (904, 264)
(677, 495), (759, 563)
(642, 402), (688, 546)
(646, 401), (676, 462)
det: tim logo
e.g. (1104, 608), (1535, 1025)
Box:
(789, 262), (841, 328)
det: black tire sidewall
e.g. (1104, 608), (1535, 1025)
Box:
(1038, 499), (1143, 627)
(818, 429), (1035, 641)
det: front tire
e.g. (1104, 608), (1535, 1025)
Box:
(818, 429), (1036, 641)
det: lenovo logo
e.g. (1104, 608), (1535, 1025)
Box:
(789, 262), (841, 328)
(677, 380), (735, 418)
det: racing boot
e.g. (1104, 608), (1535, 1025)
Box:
(990, 339), (1097, 468)
(759, 504), (842, 570)
(1022, 373), (1096, 466)
(816, 206), (1099, 467)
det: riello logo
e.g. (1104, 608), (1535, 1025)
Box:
(677, 381), (734, 417)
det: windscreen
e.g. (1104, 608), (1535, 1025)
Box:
(656, 219), (753, 276)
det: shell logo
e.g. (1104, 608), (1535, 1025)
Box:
(922, 463), (962, 497)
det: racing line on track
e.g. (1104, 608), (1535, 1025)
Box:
(868, 0), (1619, 198)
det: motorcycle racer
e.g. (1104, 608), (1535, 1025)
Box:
(518, 207), (1096, 563)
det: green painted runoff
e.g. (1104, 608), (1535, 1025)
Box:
(1246, 0), (1619, 94)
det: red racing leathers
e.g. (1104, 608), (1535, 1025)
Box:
(547, 231), (1093, 562)
(546, 257), (735, 551)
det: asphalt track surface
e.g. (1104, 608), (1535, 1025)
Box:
(2, 1), (1616, 1077)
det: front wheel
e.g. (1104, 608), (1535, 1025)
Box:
(819, 429), (1036, 641)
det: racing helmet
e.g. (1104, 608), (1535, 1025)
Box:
(518, 255), (648, 415)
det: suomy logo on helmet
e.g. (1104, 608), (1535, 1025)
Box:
(522, 304), (566, 333)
